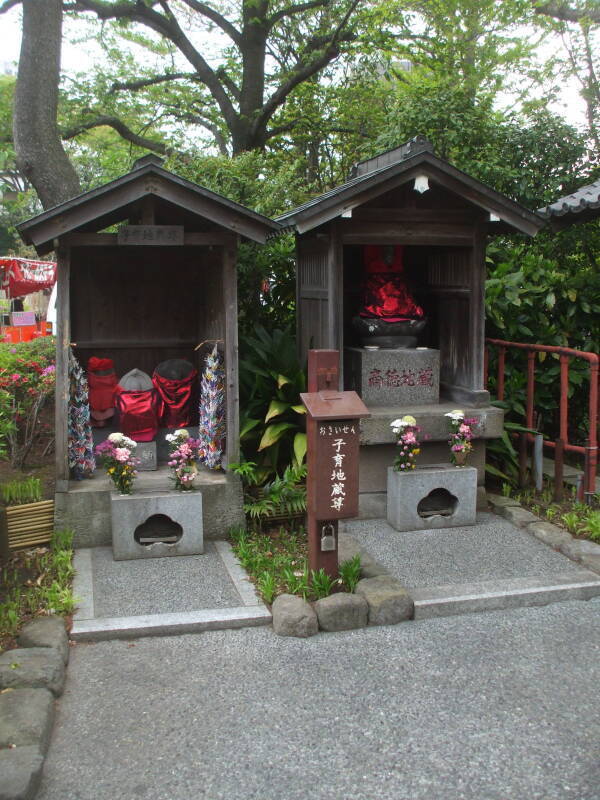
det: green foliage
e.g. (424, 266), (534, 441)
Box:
(310, 568), (337, 600)
(230, 462), (307, 524)
(1, 477), (42, 506)
(0, 529), (75, 648)
(0, 339), (56, 468)
(339, 555), (362, 593)
(238, 326), (307, 479)
(582, 511), (600, 543)
(485, 229), (600, 448)
(257, 571), (277, 605)
(560, 511), (581, 534)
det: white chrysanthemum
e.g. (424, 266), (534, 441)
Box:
(165, 433), (176, 443)
(174, 429), (190, 439)
(108, 432), (124, 443)
(390, 419), (404, 429)
(122, 436), (137, 449)
(444, 410), (464, 420)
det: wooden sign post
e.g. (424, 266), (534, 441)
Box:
(301, 350), (370, 577)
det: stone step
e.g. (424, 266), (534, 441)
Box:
(410, 572), (600, 620)
(71, 605), (272, 643)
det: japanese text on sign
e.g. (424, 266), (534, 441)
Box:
(318, 425), (356, 513)
(117, 225), (184, 245)
(368, 367), (433, 388)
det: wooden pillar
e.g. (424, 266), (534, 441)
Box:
(469, 224), (486, 391)
(223, 237), (239, 465)
(54, 242), (70, 488)
(326, 221), (343, 388)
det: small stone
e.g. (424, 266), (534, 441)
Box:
(272, 594), (318, 638)
(527, 521), (572, 549)
(315, 593), (368, 631)
(498, 505), (539, 528)
(560, 538), (600, 563)
(355, 575), (414, 626)
(487, 494), (521, 510)
(0, 648), (65, 697)
(580, 553), (600, 574)
(359, 556), (389, 579)
(18, 616), (69, 665)
(0, 688), (55, 754)
(0, 745), (44, 800)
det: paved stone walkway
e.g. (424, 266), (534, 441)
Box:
(39, 599), (600, 800)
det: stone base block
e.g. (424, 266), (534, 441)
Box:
(111, 491), (203, 560)
(57, 468), (243, 547)
(345, 347), (439, 406)
(387, 464), (477, 531)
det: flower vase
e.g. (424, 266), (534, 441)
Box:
(453, 451), (468, 467)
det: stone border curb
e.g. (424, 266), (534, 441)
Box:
(0, 617), (68, 800)
(487, 493), (600, 576)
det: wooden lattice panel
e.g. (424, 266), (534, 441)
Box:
(6, 500), (55, 550)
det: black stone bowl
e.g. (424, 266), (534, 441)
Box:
(352, 316), (427, 349)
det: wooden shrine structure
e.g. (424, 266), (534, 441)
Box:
(277, 136), (545, 512)
(17, 155), (279, 541)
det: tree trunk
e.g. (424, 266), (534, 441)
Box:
(13, 0), (80, 209)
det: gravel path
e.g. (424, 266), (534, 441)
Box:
(39, 599), (600, 800)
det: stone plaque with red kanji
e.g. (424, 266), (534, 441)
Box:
(344, 347), (440, 406)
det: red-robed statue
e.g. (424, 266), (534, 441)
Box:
(360, 245), (423, 321)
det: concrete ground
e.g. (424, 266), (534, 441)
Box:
(39, 599), (599, 800)
(90, 543), (242, 617)
(342, 512), (589, 588)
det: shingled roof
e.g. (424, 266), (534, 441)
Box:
(277, 136), (544, 236)
(537, 178), (600, 228)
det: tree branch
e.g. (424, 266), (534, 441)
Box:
(0, 0), (21, 13)
(66, 0), (238, 129)
(61, 114), (177, 155)
(108, 71), (197, 94)
(268, 0), (330, 28)
(256, 0), (359, 134)
(535, 2), (600, 24)
(178, 0), (241, 45)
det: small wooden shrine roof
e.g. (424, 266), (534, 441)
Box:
(277, 136), (544, 237)
(18, 154), (281, 255)
(538, 177), (600, 229)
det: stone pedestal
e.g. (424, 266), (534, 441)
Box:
(345, 347), (439, 406)
(111, 491), (203, 560)
(387, 464), (476, 532)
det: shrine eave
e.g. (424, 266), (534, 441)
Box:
(277, 150), (545, 237)
(17, 159), (281, 255)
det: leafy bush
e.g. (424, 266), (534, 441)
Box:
(231, 462), (307, 524)
(0, 338), (56, 467)
(238, 325), (307, 480)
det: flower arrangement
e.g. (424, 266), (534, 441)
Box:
(390, 415), (421, 471)
(444, 410), (474, 466)
(95, 432), (139, 494)
(166, 428), (201, 490)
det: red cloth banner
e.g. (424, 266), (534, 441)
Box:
(115, 387), (160, 442)
(0, 258), (56, 298)
(152, 370), (199, 428)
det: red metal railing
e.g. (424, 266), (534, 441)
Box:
(484, 338), (599, 500)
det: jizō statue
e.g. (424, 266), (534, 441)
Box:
(353, 245), (427, 348)
(360, 245), (423, 321)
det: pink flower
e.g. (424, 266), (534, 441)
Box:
(11, 373), (20, 381)
(403, 432), (416, 445)
(114, 447), (131, 462)
(459, 423), (470, 434)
